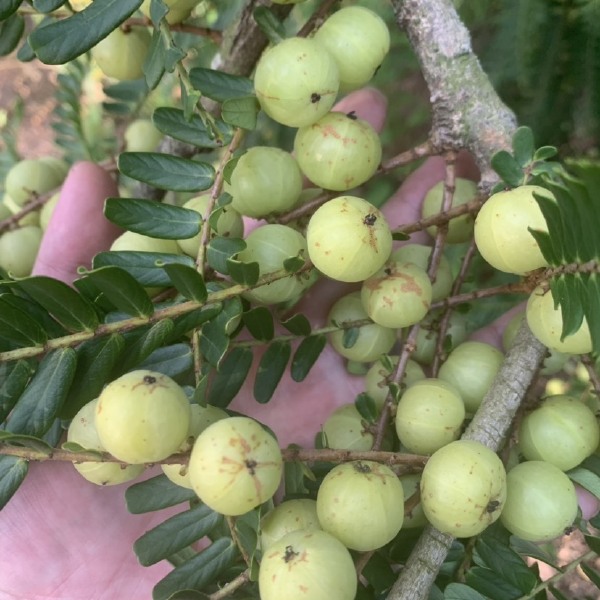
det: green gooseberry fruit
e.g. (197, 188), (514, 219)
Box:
(124, 118), (163, 152)
(5, 158), (65, 207)
(294, 112), (382, 192)
(364, 356), (425, 409)
(140, 0), (200, 24)
(226, 147), (302, 218)
(422, 178), (478, 244)
(400, 473), (428, 529)
(0, 226), (43, 278)
(40, 192), (60, 231)
(260, 499), (321, 551)
(110, 230), (180, 254)
(306, 196), (392, 283)
(254, 37), (340, 128)
(412, 310), (468, 366)
(316, 460), (404, 551)
(503, 310), (571, 375)
(526, 286), (592, 354)
(321, 403), (373, 451)
(420, 439), (507, 537)
(92, 26), (152, 80)
(360, 260), (432, 329)
(95, 370), (191, 464)
(391, 243), (453, 302)
(236, 224), (312, 305)
(395, 378), (465, 455)
(474, 185), (552, 274)
(438, 341), (504, 415)
(500, 460), (577, 542)
(519, 395), (599, 471)
(328, 291), (397, 363)
(68, 399), (145, 486)
(188, 416), (283, 516)
(259, 529), (357, 600)
(176, 195), (244, 257)
(313, 6), (390, 92)
(3, 195), (40, 226)
(161, 404), (229, 489)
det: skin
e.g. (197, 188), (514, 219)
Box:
(1, 88), (518, 599)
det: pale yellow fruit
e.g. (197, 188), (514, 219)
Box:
(124, 119), (163, 152)
(260, 499), (321, 551)
(0, 226), (43, 278)
(92, 26), (151, 81)
(140, 0), (200, 24)
(40, 192), (60, 231)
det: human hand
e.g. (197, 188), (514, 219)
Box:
(1, 88), (510, 600)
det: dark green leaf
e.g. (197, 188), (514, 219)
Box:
(243, 307), (274, 342)
(118, 319), (175, 373)
(135, 503), (222, 567)
(548, 586), (570, 600)
(163, 264), (207, 303)
(0, 431), (53, 453)
(355, 392), (378, 422)
(0, 294), (47, 347)
(33, 0), (65, 12)
(82, 266), (154, 317)
(283, 256), (306, 274)
(531, 190), (565, 264)
(105, 198), (201, 240)
(533, 146), (558, 161)
(281, 313), (311, 336)
(189, 67), (254, 102)
(580, 564), (600, 589)
(221, 96), (260, 130)
(60, 334), (125, 419)
(491, 150), (524, 187)
(147, 0), (168, 25)
(222, 156), (240, 186)
(152, 538), (238, 600)
(206, 237), (246, 275)
(126, 474), (197, 514)
(253, 6), (286, 44)
(465, 566), (524, 600)
(444, 583), (487, 600)
(9, 276), (98, 332)
(152, 107), (233, 148)
(509, 536), (559, 569)
(0, 13), (24, 56)
(0, 455), (28, 510)
(92, 251), (195, 288)
(0, 361), (33, 423)
(142, 29), (166, 90)
(584, 534), (600, 555)
(29, 0), (142, 64)
(392, 231), (411, 241)
(118, 153), (215, 192)
(6, 348), (77, 437)
(362, 552), (397, 594)
(169, 304), (223, 342)
(283, 451), (309, 496)
(512, 126), (535, 167)
(0, 0), (21, 20)
(291, 334), (326, 382)
(343, 327), (359, 349)
(199, 319), (230, 368)
(103, 79), (147, 101)
(207, 347), (253, 407)
(567, 467), (600, 499)
(137, 343), (193, 379)
(254, 340), (291, 404)
(226, 259), (260, 286)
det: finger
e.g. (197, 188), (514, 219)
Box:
(33, 161), (121, 285)
(332, 86), (388, 133)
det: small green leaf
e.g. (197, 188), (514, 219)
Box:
(135, 503), (222, 567)
(243, 307), (274, 342)
(227, 258), (260, 286)
(126, 474), (197, 514)
(444, 583), (487, 600)
(0, 431), (53, 454)
(533, 146), (558, 161)
(169, 304), (223, 342)
(392, 231), (411, 241)
(118, 153), (215, 192)
(0, 13), (24, 56)
(465, 566), (524, 600)
(491, 150), (524, 187)
(189, 67), (254, 102)
(118, 319), (175, 374)
(253, 6), (286, 44)
(33, 0), (66, 12)
(163, 264), (207, 303)
(0, 0), (21, 20)
(281, 313), (311, 336)
(82, 266), (154, 318)
(29, 0), (142, 64)
(0, 294), (48, 347)
(142, 29), (166, 90)
(0, 361), (33, 423)
(222, 156), (240, 186)
(0, 455), (28, 510)
(207, 347), (253, 407)
(222, 96), (260, 130)
(580, 564), (600, 589)
(6, 348), (77, 437)
(152, 107), (232, 148)
(105, 198), (201, 240)
(152, 538), (238, 600)
(548, 586), (570, 600)
(283, 255), (305, 273)
(147, 0), (168, 25)
(512, 126), (535, 167)
(60, 333), (125, 419)
(254, 340), (292, 404)
(137, 343), (193, 379)
(342, 327), (359, 349)
(291, 334), (326, 382)
(9, 276), (99, 332)
(509, 536), (559, 569)
(206, 237), (246, 275)
(199, 319), (230, 368)
(92, 251), (195, 288)
(354, 392), (378, 423)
